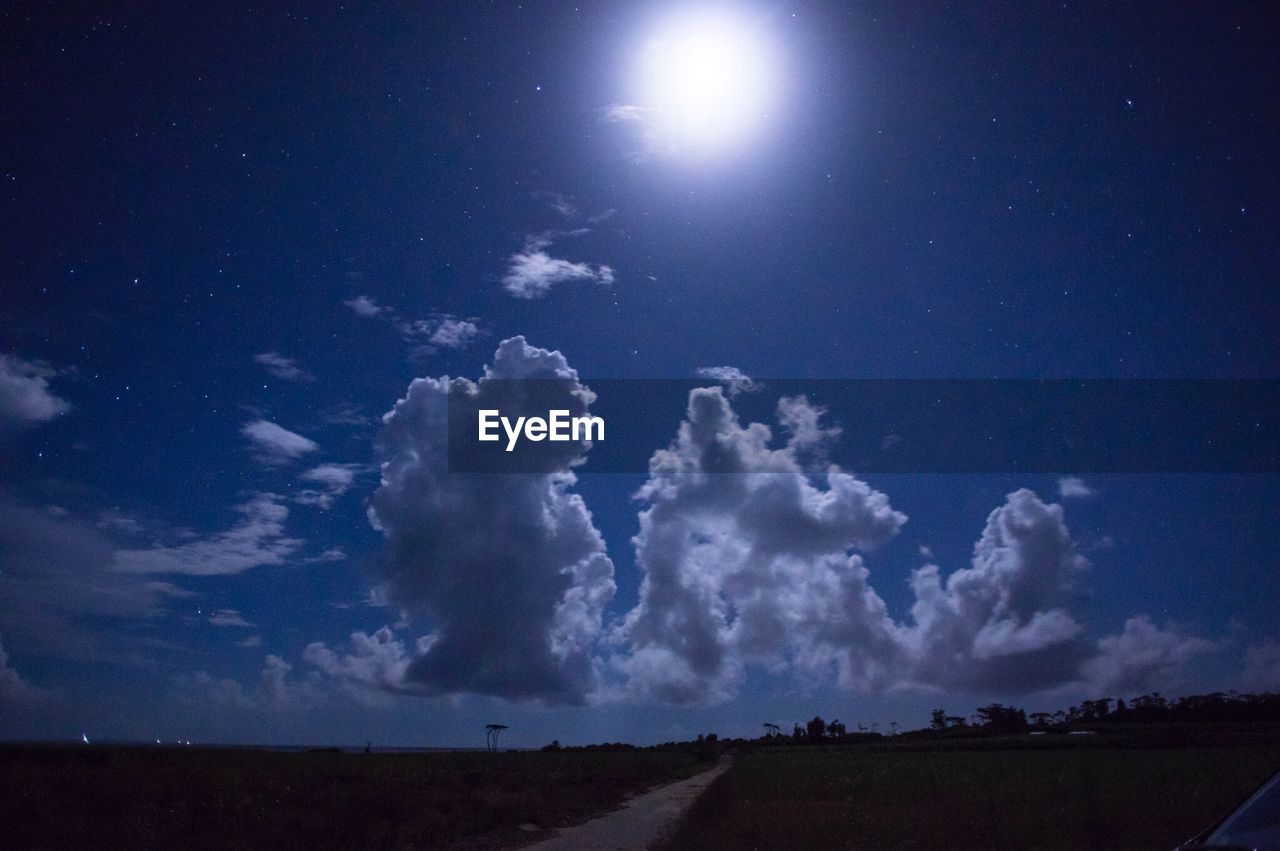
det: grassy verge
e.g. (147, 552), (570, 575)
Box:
(0, 745), (701, 849)
(660, 743), (1280, 850)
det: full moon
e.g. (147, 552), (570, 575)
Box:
(637, 9), (776, 153)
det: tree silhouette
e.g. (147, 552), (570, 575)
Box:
(930, 708), (947, 730)
(806, 716), (827, 742)
(1029, 712), (1053, 728)
(763, 722), (782, 738)
(484, 723), (508, 752)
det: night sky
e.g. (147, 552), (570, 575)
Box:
(1, 2), (1277, 747)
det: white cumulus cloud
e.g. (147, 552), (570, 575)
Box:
(367, 336), (616, 703)
(610, 388), (906, 704)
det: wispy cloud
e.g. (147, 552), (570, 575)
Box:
(0, 637), (50, 707)
(172, 655), (323, 713)
(532, 190), (578, 219)
(208, 608), (254, 628)
(344, 296), (483, 356)
(114, 494), (302, 576)
(603, 103), (666, 161)
(253, 352), (314, 383)
(0, 354), (70, 432)
(320, 402), (371, 427)
(0, 498), (195, 662)
(241, 420), (320, 466)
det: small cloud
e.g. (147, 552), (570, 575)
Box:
(0, 353), (70, 433)
(253, 352), (314, 383)
(295, 463), (363, 510)
(777, 395), (841, 453)
(96, 510), (144, 535)
(533, 190), (578, 219)
(603, 103), (668, 161)
(880, 434), (905, 452)
(306, 548), (347, 564)
(237, 635), (263, 649)
(919, 544), (935, 561)
(303, 627), (432, 704)
(1083, 534), (1116, 553)
(344, 297), (483, 358)
(605, 103), (647, 123)
(208, 608), (254, 628)
(503, 235), (614, 299)
(241, 420), (320, 466)
(1057, 476), (1096, 499)
(343, 295), (389, 318)
(695, 366), (758, 396)
(321, 402), (371, 427)
(426, 317), (481, 350)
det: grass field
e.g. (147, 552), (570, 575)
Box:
(660, 741), (1280, 850)
(0, 745), (702, 849)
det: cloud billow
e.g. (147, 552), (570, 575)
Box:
(606, 386), (1215, 705)
(367, 337), (616, 703)
(610, 388), (907, 704)
(324, 344), (1227, 709)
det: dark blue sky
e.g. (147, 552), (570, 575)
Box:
(1, 2), (1277, 746)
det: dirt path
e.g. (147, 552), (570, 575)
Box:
(518, 757), (731, 851)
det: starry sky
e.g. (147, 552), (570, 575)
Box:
(1, 2), (1277, 747)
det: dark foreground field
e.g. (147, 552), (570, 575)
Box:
(0, 745), (702, 849)
(661, 735), (1280, 850)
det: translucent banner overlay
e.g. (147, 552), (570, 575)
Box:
(446, 379), (1280, 474)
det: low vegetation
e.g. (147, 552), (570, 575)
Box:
(660, 736), (1280, 850)
(0, 745), (701, 849)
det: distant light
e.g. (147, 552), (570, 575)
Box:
(635, 8), (777, 154)
(81, 733), (90, 744)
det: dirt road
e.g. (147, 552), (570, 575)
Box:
(519, 757), (730, 851)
